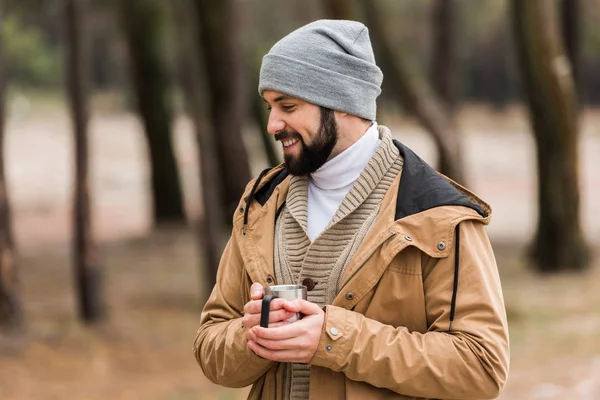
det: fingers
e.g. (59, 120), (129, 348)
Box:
(242, 308), (296, 329)
(243, 298), (287, 316)
(249, 322), (302, 341)
(247, 341), (312, 363)
(250, 282), (264, 300)
(248, 335), (304, 351)
(266, 321), (291, 329)
(281, 299), (323, 315)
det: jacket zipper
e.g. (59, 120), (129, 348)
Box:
(340, 230), (397, 289)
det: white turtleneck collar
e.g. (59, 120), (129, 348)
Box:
(306, 122), (380, 240)
(310, 122), (380, 190)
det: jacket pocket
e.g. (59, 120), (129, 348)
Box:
(363, 248), (428, 332)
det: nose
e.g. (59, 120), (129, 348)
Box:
(267, 109), (286, 136)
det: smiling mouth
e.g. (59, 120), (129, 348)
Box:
(281, 138), (300, 148)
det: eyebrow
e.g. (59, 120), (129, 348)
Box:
(263, 95), (294, 104)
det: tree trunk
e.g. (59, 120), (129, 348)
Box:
(119, 0), (186, 225)
(243, 7), (280, 168)
(170, 0), (227, 301)
(323, 0), (354, 20)
(561, 0), (581, 103)
(195, 0), (251, 221)
(431, 0), (457, 111)
(250, 61), (280, 168)
(512, 0), (589, 272)
(359, 1), (465, 184)
(65, 0), (105, 322)
(0, 12), (20, 329)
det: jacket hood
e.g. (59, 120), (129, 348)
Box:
(393, 139), (490, 221)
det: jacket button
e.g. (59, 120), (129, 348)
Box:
(325, 345), (332, 352)
(404, 235), (412, 241)
(266, 275), (274, 284)
(345, 292), (355, 300)
(437, 241), (446, 251)
(302, 278), (317, 291)
(330, 327), (339, 336)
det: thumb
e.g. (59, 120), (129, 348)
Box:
(283, 299), (322, 316)
(250, 282), (264, 300)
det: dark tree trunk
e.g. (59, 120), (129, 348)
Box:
(512, 0), (589, 272)
(250, 63), (280, 168)
(431, 0), (457, 111)
(243, 6), (280, 168)
(119, 0), (186, 225)
(359, 1), (465, 184)
(170, 0), (227, 301)
(195, 0), (251, 221)
(323, 0), (354, 20)
(65, 0), (105, 322)
(0, 12), (21, 329)
(561, 0), (581, 103)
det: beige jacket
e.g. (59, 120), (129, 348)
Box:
(194, 137), (510, 399)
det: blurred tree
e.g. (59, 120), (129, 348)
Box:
(170, 0), (227, 299)
(64, 0), (105, 321)
(464, 22), (516, 108)
(0, 12), (21, 329)
(195, 0), (251, 221)
(249, 56), (280, 168)
(243, 6), (280, 168)
(431, 0), (457, 111)
(119, 0), (186, 225)
(0, 15), (62, 86)
(324, 0), (354, 19)
(358, 0), (466, 184)
(561, 0), (582, 103)
(512, 0), (589, 272)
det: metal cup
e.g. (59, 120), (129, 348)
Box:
(260, 284), (307, 328)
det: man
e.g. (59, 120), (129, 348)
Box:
(194, 19), (509, 400)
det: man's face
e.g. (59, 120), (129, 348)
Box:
(263, 90), (338, 176)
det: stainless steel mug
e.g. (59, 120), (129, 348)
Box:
(260, 284), (307, 328)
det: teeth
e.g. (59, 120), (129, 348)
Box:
(282, 139), (299, 147)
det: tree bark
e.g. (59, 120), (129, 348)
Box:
(512, 0), (589, 272)
(243, 6), (280, 168)
(170, 0), (227, 301)
(250, 61), (280, 168)
(0, 12), (20, 329)
(431, 0), (457, 111)
(323, 0), (355, 20)
(561, 0), (581, 103)
(359, 1), (465, 184)
(119, 0), (186, 225)
(65, 0), (105, 322)
(195, 0), (251, 221)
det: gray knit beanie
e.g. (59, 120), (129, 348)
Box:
(258, 19), (383, 121)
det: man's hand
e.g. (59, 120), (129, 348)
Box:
(246, 299), (325, 363)
(241, 282), (297, 330)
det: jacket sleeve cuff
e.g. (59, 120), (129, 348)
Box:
(234, 318), (274, 366)
(310, 305), (352, 370)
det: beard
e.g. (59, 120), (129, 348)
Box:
(275, 107), (338, 176)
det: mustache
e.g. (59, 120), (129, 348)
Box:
(274, 131), (301, 142)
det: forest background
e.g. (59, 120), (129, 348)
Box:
(0, 0), (599, 399)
